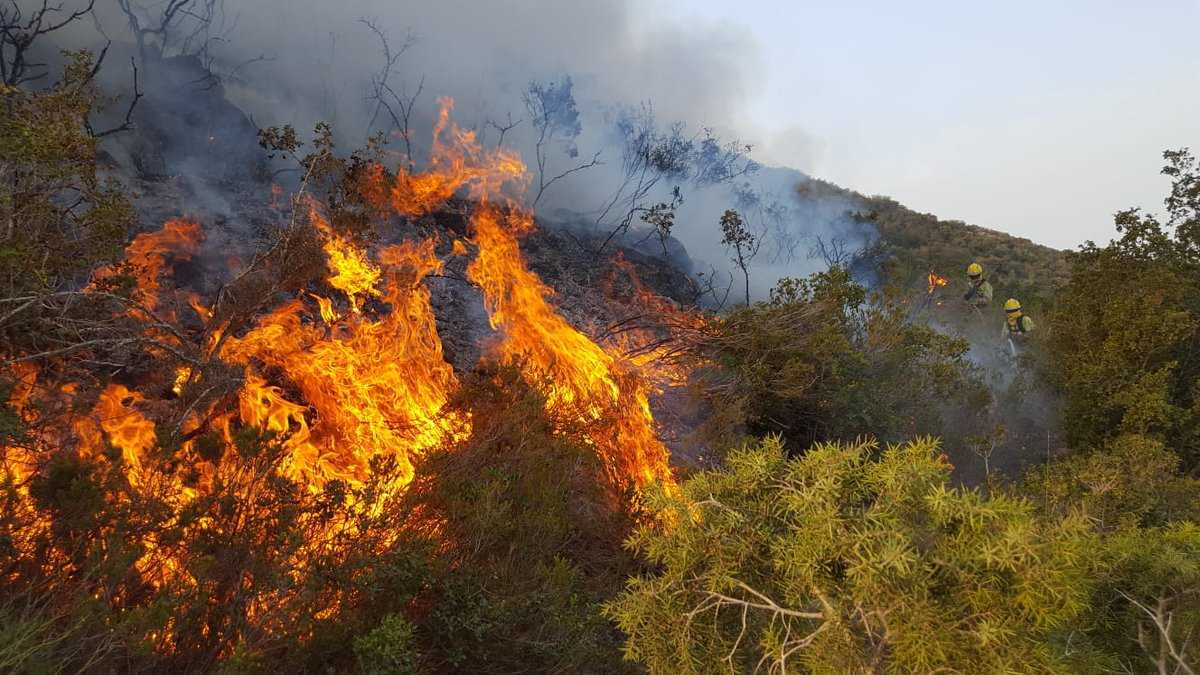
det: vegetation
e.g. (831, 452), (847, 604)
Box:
(843, 177), (1071, 308)
(1043, 149), (1200, 470)
(1, 26), (1197, 674)
(0, 51), (134, 300)
(608, 436), (1096, 673)
(695, 265), (987, 451)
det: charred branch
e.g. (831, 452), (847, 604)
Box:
(90, 57), (142, 138)
(360, 17), (423, 168)
(0, 0), (98, 87)
(486, 112), (522, 149)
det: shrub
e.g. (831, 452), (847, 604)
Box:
(607, 436), (1097, 673)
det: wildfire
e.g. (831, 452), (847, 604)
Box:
(222, 231), (462, 490)
(927, 271), (950, 295)
(1, 96), (679, 635)
(604, 253), (707, 389)
(90, 219), (203, 316)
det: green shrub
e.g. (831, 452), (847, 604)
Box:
(607, 436), (1098, 673)
(698, 266), (987, 451)
(353, 614), (421, 675)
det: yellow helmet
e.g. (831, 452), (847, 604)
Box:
(1004, 298), (1022, 312)
(967, 262), (983, 277)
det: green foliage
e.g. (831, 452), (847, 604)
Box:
(0, 51), (133, 298)
(607, 436), (1097, 673)
(1024, 434), (1200, 671)
(1026, 433), (1200, 532)
(719, 207), (758, 305)
(1045, 149), (1200, 469)
(353, 614), (422, 675)
(702, 266), (987, 450)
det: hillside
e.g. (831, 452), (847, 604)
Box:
(790, 176), (1070, 304)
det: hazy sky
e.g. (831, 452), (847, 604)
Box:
(70, 0), (1200, 251)
(652, 0), (1200, 249)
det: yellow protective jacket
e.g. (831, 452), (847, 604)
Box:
(964, 279), (993, 307)
(1002, 313), (1034, 339)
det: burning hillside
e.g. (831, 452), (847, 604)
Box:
(0, 97), (693, 658)
(7, 97), (679, 492)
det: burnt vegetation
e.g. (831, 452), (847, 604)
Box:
(0, 7), (1198, 674)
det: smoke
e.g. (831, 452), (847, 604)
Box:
(52, 0), (876, 298)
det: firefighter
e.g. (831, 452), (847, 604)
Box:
(963, 262), (993, 309)
(1001, 298), (1034, 355)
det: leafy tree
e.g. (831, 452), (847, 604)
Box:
(353, 613), (422, 675)
(0, 51), (134, 300)
(607, 436), (1097, 673)
(1025, 435), (1200, 672)
(1045, 149), (1200, 469)
(719, 208), (758, 306)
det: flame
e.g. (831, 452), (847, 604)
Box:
(468, 206), (670, 487)
(3, 96), (680, 655)
(222, 234), (461, 490)
(2, 363), (41, 489)
(366, 97), (673, 488)
(311, 206), (380, 313)
(91, 219), (203, 315)
(927, 271), (950, 295)
(604, 253), (707, 387)
(79, 384), (157, 487)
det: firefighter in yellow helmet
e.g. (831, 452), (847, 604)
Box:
(963, 262), (993, 309)
(1001, 298), (1034, 341)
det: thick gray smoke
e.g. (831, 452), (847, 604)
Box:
(52, 0), (875, 298)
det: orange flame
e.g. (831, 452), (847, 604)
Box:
(311, 205), (381, 313)
(387, 100), (673, 489)
(927, 271), (950, 295)
(91, 219), (203, 315)
(2, 97), (678, 619)
(222, 232), (462, 490)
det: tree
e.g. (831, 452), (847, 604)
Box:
(594, 104), (757, 255)
(692, 266), (985, 451)
(360, 17), (422, 169)
(116, 0), (224, 64)
(0, 51), (134, 304)
(523, 76), (600, 207)
(719, 208), (759, 305)
(1025, 434), (1200, 672)
(1044, 148), (1200, 470)
(607, 436), (1097, 673)
(0, 0), (97, 87)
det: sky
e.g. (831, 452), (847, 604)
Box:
(651, 0), (1200, 248)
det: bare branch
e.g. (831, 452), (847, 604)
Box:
(1, 0), (98, 86)
(92, 57), (142, 138)
(486, 112), (522, 148)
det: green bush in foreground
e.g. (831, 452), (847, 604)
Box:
(607, 436), (1098, 673)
